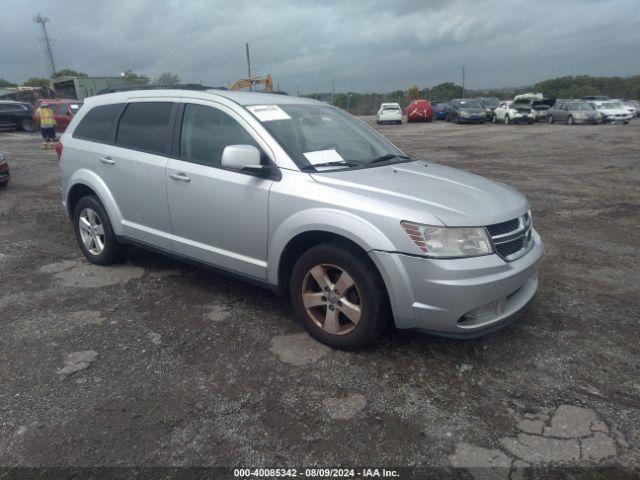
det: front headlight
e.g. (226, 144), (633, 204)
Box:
(401, 222), (493, 258)
(460, 111), (469, 117)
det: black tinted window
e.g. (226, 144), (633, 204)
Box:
(116, 102), (173, 155)
(74, 103), (123, 142)
(180, 104), (257, 167)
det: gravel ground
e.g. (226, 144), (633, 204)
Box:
(0, 118), (638, 476)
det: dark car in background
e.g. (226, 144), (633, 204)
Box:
(0, 152), (10, 187)
(0, 101), (35, 132)
(432, 102), (451, 120)
(547, 101), (600, 125)
(478, 97), (500, 121)
(447, 98), (486, 124)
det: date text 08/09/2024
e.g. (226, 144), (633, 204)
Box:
(233, 468), (399, 478)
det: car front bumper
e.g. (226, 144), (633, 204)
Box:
(370, 229), (543, 337)
(602, 114), (633, 123)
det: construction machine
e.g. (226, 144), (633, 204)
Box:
(230, 74), (273, 93)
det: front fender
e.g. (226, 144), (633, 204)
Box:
(267, 208), (397, 285)
(66, 169), (123, 235)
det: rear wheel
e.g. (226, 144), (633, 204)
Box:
(504, 115), (510, 125)
(567, 115), (574, 125)
(289, 241), (390, 349)
(73, 195), (124, 265)
(20, 118), (35, 132)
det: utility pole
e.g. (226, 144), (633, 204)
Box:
(34, 14), (57, 77)
(245, 42), (252, 91)
(462, 65), (466, 98)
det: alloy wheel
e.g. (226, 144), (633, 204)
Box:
(78, 208), (105, 255)
(301, 263), (362, 335)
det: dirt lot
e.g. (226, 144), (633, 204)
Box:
(0, 119), (639, 476)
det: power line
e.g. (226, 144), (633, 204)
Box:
(34, 14), (56, 77)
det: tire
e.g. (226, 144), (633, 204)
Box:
(492, 115), (497, 124)
(567, 116), (574, 125)
(20, 118), (35, 132)
(548, 115), (554, 124)
(73, 195), (124, 265)
(289, 241), (390, 349)
(504, 115), (510, 125)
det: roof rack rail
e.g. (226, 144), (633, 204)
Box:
(96, 83), (228, 95)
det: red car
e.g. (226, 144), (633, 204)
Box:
(407, 99), (433, 122)
(34, 99), (83, 132)
(0, 152), (9, 187)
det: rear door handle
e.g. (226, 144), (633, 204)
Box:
(99, 156), (115, 165)
(169, 172), (191, 182)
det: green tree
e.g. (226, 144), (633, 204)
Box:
(0, 78), (17, 88)
(121, 70), (150, 85)
(405, 85), (421, 102)
(155, 72), (180, 85)
(52, 69), (88, 79)
(23, 77), (51, 88)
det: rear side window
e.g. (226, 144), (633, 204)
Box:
(73, 103), (123, 143)
(179, 104), (257, 167)
(116, 102), (173, 155)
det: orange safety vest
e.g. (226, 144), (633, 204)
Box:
(38, 107), (56, 127)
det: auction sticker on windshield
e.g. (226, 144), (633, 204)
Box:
(246, 105), (291, 122)
(303, 149), (346, 165)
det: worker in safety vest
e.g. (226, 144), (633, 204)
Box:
(35, 103), (57, 149)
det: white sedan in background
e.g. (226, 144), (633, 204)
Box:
(592, 101), (633, 124)
(376, 103), (403, 124)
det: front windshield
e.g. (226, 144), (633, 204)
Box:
(247, 104), (406, 170)
(458, 100), (482, 108)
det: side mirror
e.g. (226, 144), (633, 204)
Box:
(221, 144), (273, 176)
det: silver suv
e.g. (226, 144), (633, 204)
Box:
(59, 89), (543, 349)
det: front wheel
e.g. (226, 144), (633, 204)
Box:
(504, 115), (510, 125)
(289, 241), (390, 349)
(73, 195), (124, 265)
(567, 116), (574, 125)
(548, 115), (554, 124)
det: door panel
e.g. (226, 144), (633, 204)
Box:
(166, 160), (271, 278)
(97, 100), (175, 249)
(166, 101), (272, 279)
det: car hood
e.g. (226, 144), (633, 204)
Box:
(599, 108), (630, 115)
(310, 160), (528, 226)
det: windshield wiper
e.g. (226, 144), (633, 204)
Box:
(301, 160), (362, 171)
(368, 153), (411, 164)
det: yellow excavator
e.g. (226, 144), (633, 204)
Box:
(230, 74), (273, 93)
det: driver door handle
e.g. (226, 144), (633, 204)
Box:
(99, 156), (115, 165)
(169, 172), (191, 182)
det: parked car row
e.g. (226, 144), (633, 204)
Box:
(375, 95), (638, 126)
(0, 98), (82, 133)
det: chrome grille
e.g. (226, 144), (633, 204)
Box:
(487, 212), (533, 261)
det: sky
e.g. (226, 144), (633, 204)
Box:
(1, 0), (638, 93)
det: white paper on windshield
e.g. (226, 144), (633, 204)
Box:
(246, 105), (290, 122)
(303, 149), (345, 165)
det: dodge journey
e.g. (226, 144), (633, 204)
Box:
(59, 89), (543, 349)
